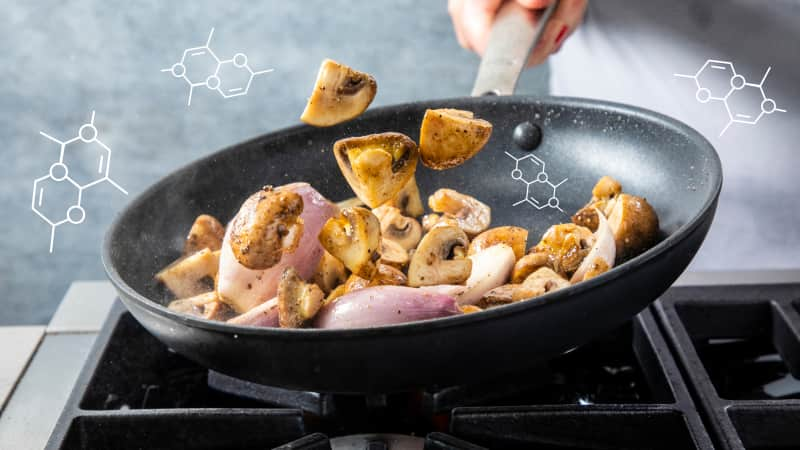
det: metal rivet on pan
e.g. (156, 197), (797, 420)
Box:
(513, 121), (542, 151)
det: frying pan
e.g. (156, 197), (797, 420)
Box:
(103, 3), (722, 393)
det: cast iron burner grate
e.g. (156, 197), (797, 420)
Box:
(655, 284), (800, 450)
(42, 283), (800, 449)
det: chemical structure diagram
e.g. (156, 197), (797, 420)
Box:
(161, 28), (274, 106)
(505, 151), (567, 212)
(32, 111), (127, 253)
(674, 59), (786, 136)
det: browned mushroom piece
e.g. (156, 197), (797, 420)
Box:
(480, 284), (541, 307)
(277, 267), (325, 328)
(156, 248), (220, 298)
(168, 291), (234, 321)
(419, 108), (493, 170)
(522, 267), (571, 295)
(532, 223), (595, 277)
(312, 250), (348, 294)
(333, 132), (419, 208)
(468, 226), (528, 260)
(421, 213), (459, 232)
(606, 193), (659, 262)
(379, 238), (410, 268)
(183, 214), (225, 255)
(511, 251), (550, 284)
(428, 189), (491, 237)
(325, 284), (348, 304)
(318, 206), (381, 279)
(300, 59), (377, 127)
(228, 186), (305, 271)
(572, 176), (623, 231)
(382, 175), (424, 217)
(372, 205), (422, 251)
(343, 262), (407, 293)
(459, 304), (483, 314)
(407, 225), (472, 287)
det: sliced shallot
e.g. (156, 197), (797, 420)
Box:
(571, 210), (616, 283)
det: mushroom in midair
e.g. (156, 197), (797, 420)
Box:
(419, 108), (493, 169)
(300, 59), (377, 127)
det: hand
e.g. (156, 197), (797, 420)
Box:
(448, 0), (588, 67)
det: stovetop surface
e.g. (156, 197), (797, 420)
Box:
(42, 283), (800, 450)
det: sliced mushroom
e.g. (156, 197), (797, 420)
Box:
(572, 176), (623, 231)
(383, 175), (424, 217)
(468, 226), (528, 260)
(419, 108), (493, 169)
(421, 213), (459, 232)
(228, 186), (305, 271)
(277, 267), (325, 328)
(343, 262), (407, 292)
(521, 267), (570, 296)
(511, 251), (549, 284)
(428, 189), (491, 237)
(333, 132), (419, 208)
(372, 205), (422, 250)
(300, 59), (377, 127)
(156, 248), (220, 298)
(606, 193), (659, 262)
(201, 300), (236, 321)
(183, 214), (225, 255)
(532, 223), (595, 277)
(312, 250), (348, 294)
(318, 206), (381, 279)
(379, 238), (409, 268)
(571, 210), (616, 283)
(407, 225), (472, 287)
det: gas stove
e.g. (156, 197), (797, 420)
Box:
(1, 273), (799, 449)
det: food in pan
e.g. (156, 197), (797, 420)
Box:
(159, 60), (658, 329)
(161, 133), (659, 328)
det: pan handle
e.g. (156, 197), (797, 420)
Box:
(470, 0), (560, 96)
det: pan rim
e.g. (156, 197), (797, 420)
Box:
(103, 95), (722, 339)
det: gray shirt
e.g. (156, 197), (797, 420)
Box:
(548, 0), (800, 270)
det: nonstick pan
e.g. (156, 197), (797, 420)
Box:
(103, 3), (722, 393)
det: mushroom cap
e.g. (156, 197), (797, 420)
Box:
(318, 206), (381, 279)
(511, 251), (549, 284)
(421, 213), (459, 232)
(312, 250), (348, 295)
(183, 214), (225, 255)
(533, 223), (594, 277)
(408, 225), (472, 287)
(419, 108), (493, 170)
(300, 59), (377, 127)
(372, 205), (422, 251)
(379, 238), (410, 268)
(428, 188), (491, 237)
(607, 193), (659, 262)
(277, 267), (325, 328)
(333, 132), (419, 208)
(228, 187), (305, 271)
(468, 226), (528, 260)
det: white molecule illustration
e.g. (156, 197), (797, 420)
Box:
(161, 28), (274, 106)
(674, 59), (786, 136)
(32, 111), (127, 253)
(505, 151), (567, 212)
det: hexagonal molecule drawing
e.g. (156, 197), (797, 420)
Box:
(32, 111), (127, 253)
(161, 28), (274, 106)
(505, 151), (567, 212)
(675, 59), (786, 136)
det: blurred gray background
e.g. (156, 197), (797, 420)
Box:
(0, 1), (548, 324)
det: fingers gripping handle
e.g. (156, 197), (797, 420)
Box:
(471, 0), (560, 96)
